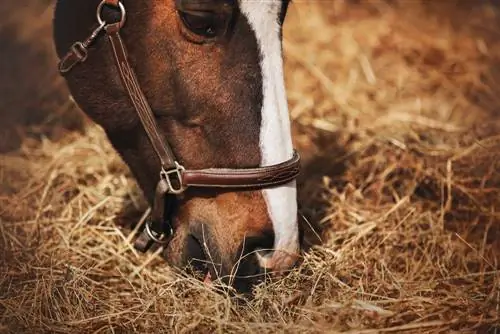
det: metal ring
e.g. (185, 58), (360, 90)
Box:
(96, 0), (127, 28)
(145, 220), (172, 245)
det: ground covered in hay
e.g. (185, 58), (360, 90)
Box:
(1, 1), (500, 333)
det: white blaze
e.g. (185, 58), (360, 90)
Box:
(239, 0), (299, 270)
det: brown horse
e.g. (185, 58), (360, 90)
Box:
(53, 0), (300, 292)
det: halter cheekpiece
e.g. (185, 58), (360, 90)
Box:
(58, 0), (301, 254)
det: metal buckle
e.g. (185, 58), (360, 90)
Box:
(97, 0), (127, 28)
(160, 162), (186, 195)
(58, 20), (107, 74)
(70, 42), (89, 62)
(145, 219), (172, 245)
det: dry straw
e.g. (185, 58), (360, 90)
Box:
(1, 1), (499, 333)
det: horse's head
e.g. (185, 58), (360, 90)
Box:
(53, 0), (298, 291)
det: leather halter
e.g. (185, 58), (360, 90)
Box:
(57, 0), (301, 253)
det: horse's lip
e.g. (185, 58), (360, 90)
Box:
(203, 271), (213, 284)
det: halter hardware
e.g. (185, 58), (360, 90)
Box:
(160, 162), (186, 195)
(58, 22), (105, 74)
(145, 218), (173, 245)
(96, 0), (126, 28)
(57, 0), (301, 254)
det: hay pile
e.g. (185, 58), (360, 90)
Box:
(1, 1), (499, 332)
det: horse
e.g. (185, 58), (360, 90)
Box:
(52, 0), (301, 292)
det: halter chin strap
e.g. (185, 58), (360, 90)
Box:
(58, 0), (301, 253)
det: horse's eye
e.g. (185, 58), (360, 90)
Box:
(179, 11), (221, 38)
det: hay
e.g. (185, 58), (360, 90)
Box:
(1, 1), (499, 332)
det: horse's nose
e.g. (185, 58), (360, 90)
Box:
(183, 225), (296, 291)
(183, 226), (272, 286)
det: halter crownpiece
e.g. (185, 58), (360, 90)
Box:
(58, 0), (301, 253)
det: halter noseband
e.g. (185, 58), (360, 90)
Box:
(57, 0), (301, 253)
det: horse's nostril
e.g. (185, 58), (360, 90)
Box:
(234, 234), (274, 277)
(185, 234), (208, 275)
(186, 234), (204, 259)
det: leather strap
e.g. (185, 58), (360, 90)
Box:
(105, 23), (178, 170)
(182, 150), (300, 188)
